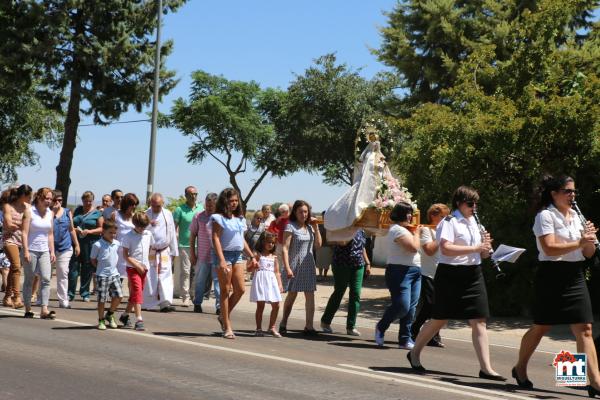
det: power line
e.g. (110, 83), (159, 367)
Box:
(79, 119), (151, 127)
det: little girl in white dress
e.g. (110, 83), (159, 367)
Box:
(250, 231), (283, 337)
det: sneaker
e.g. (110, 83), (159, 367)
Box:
(182, 299), (192, 307)
(134, 320), (145, 331)
(59, 304), (71, 309)
(320, 321), (333, 334)
(374, 326), (385, 346)
(398, 339), (415, 350)
(255, 329), (265, 337)
(119, 313), (132, 329)
(82, 297), (90, 303)
(193, 305), (203, 313)
(347, 328), (361, 336)
(98, 320), (106, 330)
(107, 314), (118, 329)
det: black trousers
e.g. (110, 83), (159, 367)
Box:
(411, 275), (441, 342)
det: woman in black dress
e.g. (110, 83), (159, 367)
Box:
(513, 175), (600, 396)
(407, 186), (505, 381)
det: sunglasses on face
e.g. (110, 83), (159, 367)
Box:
(54, 198), (62, 203)
(465, 201), (476, 208)
(560, 189), (577, 195)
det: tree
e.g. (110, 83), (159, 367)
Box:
(386, 0), (600, 315)
(167, 71), (300, 207)
(0, 87), (62, 184)
(282, 54), (398, 186)
(0, 1), (186, 203)
(376, 0), (597, 106)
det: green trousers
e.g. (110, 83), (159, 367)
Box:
(321, 263), (365, 329)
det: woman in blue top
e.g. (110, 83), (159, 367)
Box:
(68, 191), (103, 302)
(51, 190), (80, 308)
(211, 188), (257, 339)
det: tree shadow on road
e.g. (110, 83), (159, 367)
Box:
(328, 341), (387, 350)
(52, 325), (96, 330)
(152, 331), (219, 338)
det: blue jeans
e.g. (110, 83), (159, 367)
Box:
(194, 260), (220, 310)
(377, 264), (421, 344)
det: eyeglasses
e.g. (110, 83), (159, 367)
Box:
(54, 198), (63, 203)
(560, 189), (578, 195)
(465, 201), (476, 208)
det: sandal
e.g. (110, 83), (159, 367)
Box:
(24, 311), (34, 318)
(269, 329), (282, 338)
(223, 331), (236, 339)
(40, 311), (56, 320)
(303, 328), (318, 336)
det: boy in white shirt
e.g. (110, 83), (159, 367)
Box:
(90, 220), (123, 330)
(120, 211), (154, 331)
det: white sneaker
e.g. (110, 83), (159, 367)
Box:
(347, 328), (361, 336)
(374, 326), (385, 346)
(320, 322), (333, 334)
(182, 299), (191, 307)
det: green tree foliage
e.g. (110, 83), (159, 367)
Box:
(386, 0), (600, 315)
(282, 54), (399, 186)
(167, 71), (300, 208)
(0, 87), (62, 183)
(376, 0), (597, 106)
(0, 1), (186, 203)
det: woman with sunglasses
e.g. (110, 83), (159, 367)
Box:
(51, 190), (80, 308)
(512, 175), (600, 396)
(408, 185), (505, 381)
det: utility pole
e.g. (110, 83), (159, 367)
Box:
(146, 0), (162, 203)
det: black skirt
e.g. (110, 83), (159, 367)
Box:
(532, 260), (593, 325)
(432, 263), (490, 320)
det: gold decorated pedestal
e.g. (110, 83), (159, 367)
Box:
(353, 208), (420, 230)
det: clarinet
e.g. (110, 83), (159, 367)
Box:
(472, 209), (506, 279)
(571, 201), (600, 252)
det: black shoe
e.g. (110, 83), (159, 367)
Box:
(194, 305), (203, 313)
(279, 325), (287, 335)
(511, 367), (533, 389)
(427, 339), (445, 348)
(479, 370), (507, 381)
(160, 306), (176, 313)
(406, 351), (426, 372)
(588, 385), (600, 398)
(23, 311), (34, 318)
(215, 308), (220, 315)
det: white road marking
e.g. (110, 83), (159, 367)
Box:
(338, 364), (535, 400)
(1, 308), (538, 399)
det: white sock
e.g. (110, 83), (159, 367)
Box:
(136, 316), (143, 322)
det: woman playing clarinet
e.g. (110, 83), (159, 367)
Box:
(513, 175), (600, 396)
(407, 186), (505, 381)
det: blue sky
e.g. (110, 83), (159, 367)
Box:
(16, 0), (397, 210)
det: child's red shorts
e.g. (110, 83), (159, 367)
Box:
(126, 268), (147, 304)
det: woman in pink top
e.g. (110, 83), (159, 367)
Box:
(2, 184), (32, 309)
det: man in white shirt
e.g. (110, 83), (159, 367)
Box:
(143, 193), (179, 312)
(102, 189), (123, 221)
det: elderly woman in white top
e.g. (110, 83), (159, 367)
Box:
(512, 175), (600, 396)
(408, 186), (505, 381)
(22, 188), (56, 319)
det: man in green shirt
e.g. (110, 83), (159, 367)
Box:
(173, 186), (204, 307)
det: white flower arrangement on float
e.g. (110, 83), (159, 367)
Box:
(370, 169), (416, 211)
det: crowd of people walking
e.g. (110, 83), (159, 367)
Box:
(2, 175), (600, 396)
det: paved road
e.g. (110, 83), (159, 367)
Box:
(0, 298), (590, 400)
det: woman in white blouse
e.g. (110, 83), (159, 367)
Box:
(512, 175), (600, 396)
(408, 186), (505, 381)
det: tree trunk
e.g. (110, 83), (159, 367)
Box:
(55, 77), (81, 207)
